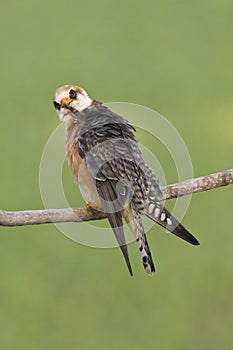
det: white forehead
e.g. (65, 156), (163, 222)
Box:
(53, 85), (88, 102)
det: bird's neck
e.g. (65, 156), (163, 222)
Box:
(77, 96), (93, 112)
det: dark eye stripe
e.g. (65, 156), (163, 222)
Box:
(53, 101), (61, 110)
(69, 89), (77, 99)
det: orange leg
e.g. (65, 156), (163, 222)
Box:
(86, 201), (103, 210)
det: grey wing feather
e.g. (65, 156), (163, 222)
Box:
(76, 109), (151, 275)
(97, 179), (133, 275)
(75, 104), (199, 275)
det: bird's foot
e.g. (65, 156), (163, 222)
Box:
(86, 201), (103, 211)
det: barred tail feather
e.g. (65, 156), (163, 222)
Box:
(146, 202), (199, 245)
(124, 208), (155, 275)
(135, 234), (155, 275)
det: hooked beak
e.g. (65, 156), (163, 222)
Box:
(53, 98), (74, 112)
(60, 97), (72, 108)
(53, 98), (79, 115)
(62, 99), (78, 114)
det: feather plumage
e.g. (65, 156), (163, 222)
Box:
(53, 85), (199, 275)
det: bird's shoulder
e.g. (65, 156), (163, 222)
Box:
(77, 103), (137, 154)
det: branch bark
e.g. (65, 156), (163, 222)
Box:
(162, 168), (233, 199)
(0, 169), (232, 227)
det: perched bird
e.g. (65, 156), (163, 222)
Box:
(53, 85), (199, 276)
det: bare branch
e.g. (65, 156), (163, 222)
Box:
(162, 169), (233, 199)
(0, 207), (106, 227)
(0, 169), (232, 227)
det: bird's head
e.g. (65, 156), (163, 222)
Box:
(53, 85), (92, 123)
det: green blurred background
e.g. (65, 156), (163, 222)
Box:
(0, 0), (233, 349)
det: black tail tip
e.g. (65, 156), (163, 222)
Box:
(125, 259), (133, 276)
(191, 237), (200, 246)
(128, 264), (133, 276)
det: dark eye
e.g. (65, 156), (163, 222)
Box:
(53, 101), (61, 110)
(69, 89), (77, 99)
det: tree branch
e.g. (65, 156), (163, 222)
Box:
(162, 168), (233, 199)
(0, 169), (232, 227)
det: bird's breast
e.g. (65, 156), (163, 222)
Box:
(66, 134), (100, 204)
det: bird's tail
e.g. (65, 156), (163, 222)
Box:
(146, 201), (199, 245)
(106, 211), (133, 276)
(135, 226), (155, 275)
(124, 209), (155, 275)
(97, 180), (133, 276)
